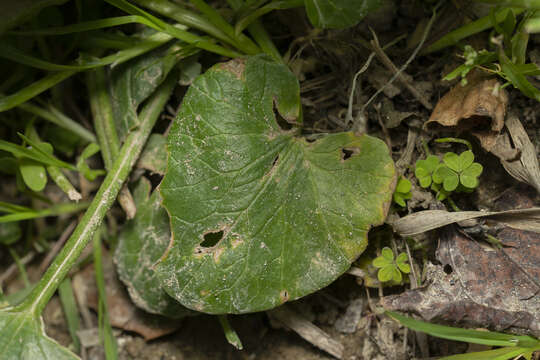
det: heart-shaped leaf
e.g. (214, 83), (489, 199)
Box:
(0, 310), (78, 359)
(159, 55), (395, 314)
(304, 0), (381, 29)
(114, 178), (192, 318)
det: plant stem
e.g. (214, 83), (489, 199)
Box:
(13, 72), (176, 316)
(86, 68), (120, 170)
(434, 137), (472, 151)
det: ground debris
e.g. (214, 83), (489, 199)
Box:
(382, 224), (540, 336)
(425, 72), (507, 151)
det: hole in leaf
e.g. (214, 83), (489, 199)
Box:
(443, 264), (453, 274)
(275, 113), (292, 131)
(272, 155), (279, 167)
(201, 230), (224, 248)
(341, 148), (354, 160)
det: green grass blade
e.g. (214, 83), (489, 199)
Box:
(425, 7), (524, 53)
(387, 311), (540, 348)
(9, 15), (158, 35)
(476, 0), (540, 7)
(0, 201), (33, 214)
(58, 278), (81, 353)
(105, 0), (242, 58)
(0, 138), (74, 169)
(131, 0), (232, 47)
(0, 32), (171, 113)
(235, 0), (303, 35)
(93, 232), (118, 359)
(439, 346), (534, 360)
(18, 102), (96, 143)
(0, 70), (76, 112)
(17, 133), (76, 169)
(188, 0), (261, 54)
(0, 201), (90, 223)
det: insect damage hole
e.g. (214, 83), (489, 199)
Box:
(341, 147), (359, 160)
(200, 230), (224, 248)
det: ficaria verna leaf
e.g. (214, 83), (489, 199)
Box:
(0, 310), (78, 360)
(114, 178), (192, 318)
(159, 55), (395, 314)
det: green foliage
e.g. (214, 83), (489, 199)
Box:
(372, 247), (410, 283)
(114, 178), (192, 318)
(393, 177), (412, 207)
(441, 8), (540, 102)
(0, 311), (79, 359)
(433, 151), (483, 192)
(159, 55), (395, 314)
(414, 154), (440, 188)
(414, 150), (482, 201)
(304, 0), (381, 29)
(387, 311), (540, 360)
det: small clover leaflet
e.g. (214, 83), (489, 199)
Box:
(393, 177), (412, 207)
(432, 150), (483, 192)
(372, 247), (411, 283)
(414, 155), (440, 188)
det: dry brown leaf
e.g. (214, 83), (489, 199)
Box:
(490, 113), (540, 193)
(268, 305), (344, 359)
(425, 72), (507, 150)
(382, 226), (540, 336)
(391, 207), (540, 237)
(80, 251), (182, 341)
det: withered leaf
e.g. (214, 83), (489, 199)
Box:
(382, 226), (540, 336)
(425, 73), (507, 150)
(490, 113), (540, 193)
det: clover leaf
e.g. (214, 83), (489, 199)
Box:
(414, 155), (440, 188)
(432, 151), (483, 192)
(393, 177), (412, 207)
(372, 247), (410, 283)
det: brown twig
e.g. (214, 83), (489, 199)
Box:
(370, 36), (432, 110)
(37, 220), (77, 276)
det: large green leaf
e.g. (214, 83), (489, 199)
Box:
(304, 0), (381, 29)
(159, 55), (395, 314)
(0, 310), (78, 359)
(114, 178), (192, 318)
(110, 42), (184, 141)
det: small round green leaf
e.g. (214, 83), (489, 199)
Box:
(443, 172), (459, 192)
(373, 255), (391, 268)
(433, 164), (453, 185)
(391, 267), (403, 283)
(159, 55), (396, 314)
(19, 158), (47, 192)
(381, 247), (394, 261)
(460, 173), (479, 189)
(377, 266), (395, 282)
(443, 152), (461, 172)
(459, 150), (475, 170)
(465, 162), (483, 177)
(396, 177), (411, 193)
(396, 253), (411, 274)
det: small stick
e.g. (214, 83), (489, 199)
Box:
(37, 220), (77, 276)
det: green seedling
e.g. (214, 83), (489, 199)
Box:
(388, 311), (540, 360)
(414, 155), (440, 188)
(432, 150), (483, 192)
(393, 177), (412, 207)
(372, 247), (411, 283)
